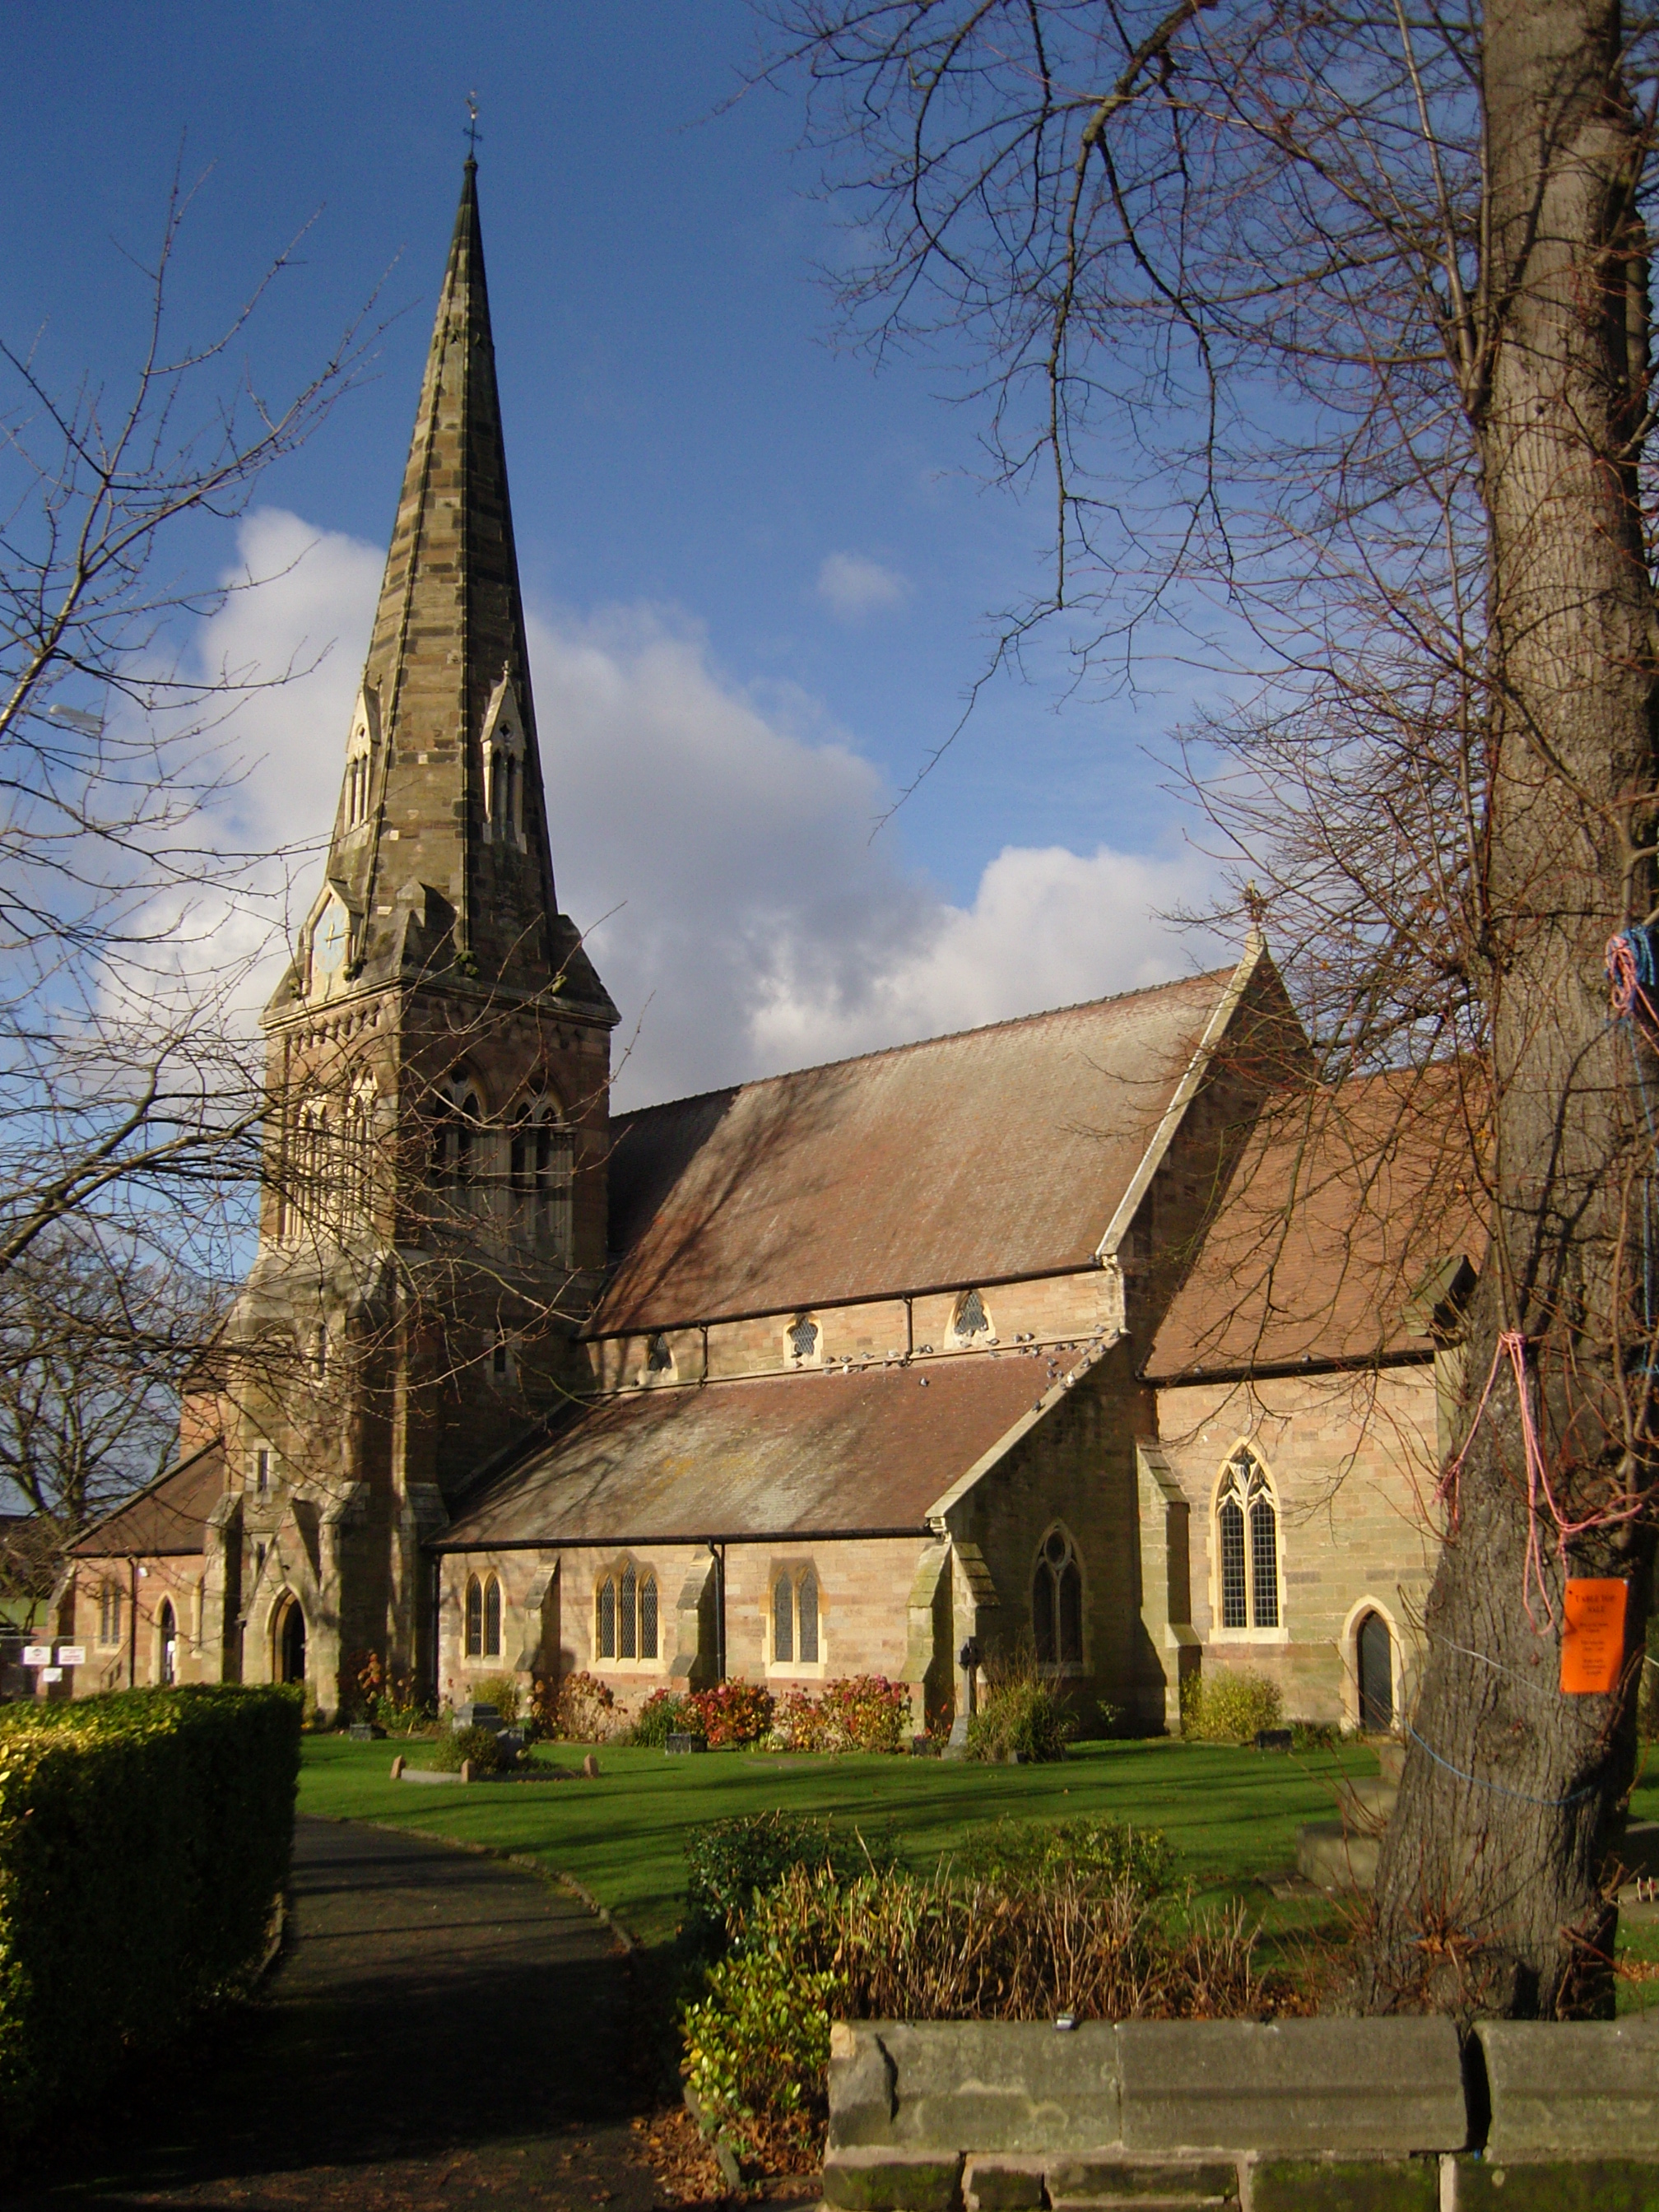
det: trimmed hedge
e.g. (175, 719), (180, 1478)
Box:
(0, 1685), (302, 2140)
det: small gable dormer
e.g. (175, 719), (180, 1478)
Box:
(342, 686), (381, 833)
(480, 669), (525, 848)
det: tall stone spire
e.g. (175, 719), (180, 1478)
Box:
(281, 159), (611, 1018)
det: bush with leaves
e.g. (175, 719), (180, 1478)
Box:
(551, 1671), (618, 1744)
(684, 1810), (896, 1945)
(770, 1675), (909, 1753)
(0, 1686), (300, 2142)
(966, 1661), (1074, 1763)
(466, 1672), (521, 1726)
(685, 1679), (774, 1749)
(950, 1815), (1173, 1898)
(1181, 1671), (1284, 1747)
(430, 1722), (505, 1774)
(681, 1947), (840, 2164)
(633, 1687), (696, 1747)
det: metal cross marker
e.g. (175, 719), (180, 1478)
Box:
(465, 92), (481, 160)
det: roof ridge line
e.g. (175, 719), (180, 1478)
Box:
(615, 960), (1240, 1122)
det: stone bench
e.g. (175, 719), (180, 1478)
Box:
(820, 2014), (1659, 2211)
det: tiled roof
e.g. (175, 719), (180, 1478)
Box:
(69, 1443), (225, 1559)
(436, 1344), (1095, 1550)
(594, 966), (1244, 1331)
(1145, 1062), (1485, 1379)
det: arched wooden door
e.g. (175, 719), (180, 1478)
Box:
(276, 1597), (307, 1686)
(1356, 1610), (1393, 1731)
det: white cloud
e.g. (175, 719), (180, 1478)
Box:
(816, 551), (909, 620)
(179, 510), (1222, 1107)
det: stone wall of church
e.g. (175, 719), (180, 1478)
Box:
(1154, 1363), (1441, 1726)
(941, 1338), (1164, 1731)
(54, 1558), (211, 1696)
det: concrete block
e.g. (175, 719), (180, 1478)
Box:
(1248, 2158), (1437, 2211)
(962, 2156), (1046, 2209)
(830, 2020), (1122, 2154)
(1296, 1820), (1380, 1893)
(1610, 1823), (1659, 1883)
(1476, 2020), (1659, 2159)
(1117, 2019), (1466, 2154)
(1045, 2153), (1237, 2202)
(821, 2145), (964, 2210)
(1450, 2158), (1659, 2211)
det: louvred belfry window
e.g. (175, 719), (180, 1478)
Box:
(1215, 1450), (1279, 1631)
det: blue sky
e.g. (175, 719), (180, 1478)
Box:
(9, 2), (1227, 1103)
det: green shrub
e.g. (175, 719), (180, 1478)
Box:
(1290, 1718), (1341, 1752)
(950, 1815), (1173, 1898)
(684, 1810), (895, 1943)
(467, 1673), (521, 1725)
(681, 1946), (840, 2160)
(1180, 1670), (1284, 1745)
(430, 1722), (504, 1773)
(966, 1670), (1075, 1763)
(0, 1685), (301, 2141)
(633, 1688), (695, 1748)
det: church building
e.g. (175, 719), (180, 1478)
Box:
(56, 164), (1474, 1741)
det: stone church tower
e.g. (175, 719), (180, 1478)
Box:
(202, 159), (616, 1710)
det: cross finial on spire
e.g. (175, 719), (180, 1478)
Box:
(465, 91), (481, 162)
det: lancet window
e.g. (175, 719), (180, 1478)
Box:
(431, 1078), (483, 1204)
(1215, 1449), (1280, 1631)
(1032, 1527), (1084, 1668)
(464, 1573), (504, 1659)
(509, 1091), (574, 1253)
(771, 1567), (820, 1666)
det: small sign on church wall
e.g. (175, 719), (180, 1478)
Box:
(21, 1645), (50, 1666)
(39, 1666), (62, 1683)
(1559, 1579), (1627, 1695)
(56, 1647), (86, 1666)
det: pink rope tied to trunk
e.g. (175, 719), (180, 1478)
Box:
(1437, 1327), (1641, 1632)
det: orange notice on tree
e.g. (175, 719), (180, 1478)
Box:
(1559, 1579), (1628, 1695)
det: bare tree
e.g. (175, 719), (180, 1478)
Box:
(0, 169), (377, 1290)
(761, 0), (1659, 2014)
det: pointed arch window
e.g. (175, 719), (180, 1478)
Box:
(594, 1560), (658, 1663)
(347, 1076), (377, 1223)
(481, 677), (525, 845)
(509, 1091), (574, 1254)
(1032, 1527), (1084, 1668)
(1216, 1449), (1280, 1632)
(464, 1573), (504, 1660)
(431, 1078), (484, 1205)
(952, 1288), (992, 1343)
(769, 1565), (822, 1669)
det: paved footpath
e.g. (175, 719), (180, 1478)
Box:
(12, 1817), (670, 2212)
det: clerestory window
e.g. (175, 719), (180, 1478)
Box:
(952, 1288), (992, 1342)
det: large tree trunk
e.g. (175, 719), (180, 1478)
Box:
(1365, 0), (1658, 2016)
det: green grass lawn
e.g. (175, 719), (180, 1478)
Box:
(298, 1732), (1385, 1949)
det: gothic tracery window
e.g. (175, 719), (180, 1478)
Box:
(1032, 1527), (1084, 1667)
(952, 1288), (992, 1342)
(1215, 1448), (1280, 1631)
(509, 1091), (574, 1253)
(787, 1314), (820, 1364)
(431, 1079), (483, 1206)
(594, 1562), (658, 1662)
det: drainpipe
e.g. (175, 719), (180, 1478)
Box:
(127, 1556), (138, 1688)
(707, 1540), (726, 1681)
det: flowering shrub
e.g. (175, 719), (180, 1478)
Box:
(633, 1687), (695, 1747)
(527, 1674), (560, 1742)
(770, 1675), (909, 1753)
(686, 1680), (774, 1748)
(346, 1648), (427, 1732)
(553, 1671), (619, 1743)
